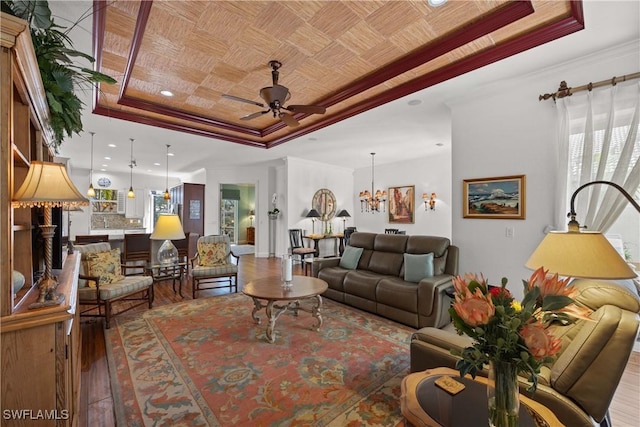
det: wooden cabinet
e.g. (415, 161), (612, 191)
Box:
(170, 183), (204, 236)
(1, 12), (81, 426)
(125, 188), (145, 218)
(1, 255), (82, 427)
(247, 226), (255, 245)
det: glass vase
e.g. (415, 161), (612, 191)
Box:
(487, 360), (520, 427)
(281, 254), (293, 288)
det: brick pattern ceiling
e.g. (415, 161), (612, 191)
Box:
(92, 0), (583, 149)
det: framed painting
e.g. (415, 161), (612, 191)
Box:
(388, 185), (415, 224)
(463, 175), (526, 219)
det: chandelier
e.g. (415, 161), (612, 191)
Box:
(359, 153), (387, 213)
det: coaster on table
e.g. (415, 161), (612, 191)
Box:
(435, 375), (465, 395)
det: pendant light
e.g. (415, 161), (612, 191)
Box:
(358, 153), (387, 213)
(87, 131), (96, 198)
(127, 138), (135, 198)
(163, 144), (171, 200)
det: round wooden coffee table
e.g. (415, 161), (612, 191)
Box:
(242, 275), (328, 343)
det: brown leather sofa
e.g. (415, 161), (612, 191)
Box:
(409, 278), (640, 427)
(312, 232), (459, 328)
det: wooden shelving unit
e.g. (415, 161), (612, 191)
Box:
(1, 12), (81, 426)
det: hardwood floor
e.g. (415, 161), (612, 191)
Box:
(79, 256), (640, 426)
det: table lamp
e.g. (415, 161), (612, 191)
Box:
(306, 208), (321, 235)
(249, 209), (255, 227)
(526, 180), (638, 279)
(12, 161), (89, 308)
(336, 209), (351, 232)
(150, 213), (186, 265)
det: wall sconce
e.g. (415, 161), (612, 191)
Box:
(422, 192), (436, 210)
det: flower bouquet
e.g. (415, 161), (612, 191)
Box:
(449, 267), (591, 427)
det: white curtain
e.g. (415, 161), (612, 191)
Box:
(555, 81), (640, 232)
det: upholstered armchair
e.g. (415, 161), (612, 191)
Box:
(75, 242), (153, 329)
(409, 279), (640, 427)
(191, 234), (239, 298)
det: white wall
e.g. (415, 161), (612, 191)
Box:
(353, 151), (452, 238)
(285, 157), (355, 257)
(450, 42), (639, 299)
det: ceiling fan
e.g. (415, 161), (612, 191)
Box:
(222, 60), (326, 128)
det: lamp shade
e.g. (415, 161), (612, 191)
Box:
(13, 161), (89, 208)
(525, 231), (636, 279)
(150, 214), (186, 240)
(336, 209), (351, 218)
(306, 209), (321, 218)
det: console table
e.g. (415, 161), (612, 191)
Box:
(303, 234), (345, 257)
(401, 367), (563, 427)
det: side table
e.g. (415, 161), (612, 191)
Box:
(401, 367), (563, 427)
(146, 261), (187, 300)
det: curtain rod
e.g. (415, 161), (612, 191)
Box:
(539, 72), (640, 102)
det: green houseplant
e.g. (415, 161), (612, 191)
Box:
(1, 0), (116, 150)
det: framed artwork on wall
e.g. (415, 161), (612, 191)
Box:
(463, 175), (526, 219)
(388, 185), (415, 224)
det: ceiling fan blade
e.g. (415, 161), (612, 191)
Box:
(279, 112), (299, 127)
(286, 105), (326, 115)
(260, 84), (291, 104)
(222, 94), (265, 108)
(240, 110), (269, 121)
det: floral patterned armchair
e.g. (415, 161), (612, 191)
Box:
(190, 234), (239, 298)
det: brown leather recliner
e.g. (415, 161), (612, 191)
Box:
(409, 279), (640, 427)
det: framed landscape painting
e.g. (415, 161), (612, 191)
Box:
(388, 185), (415, 223)
(463, 175), (526, 219)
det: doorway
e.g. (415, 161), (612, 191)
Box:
(220, 184), (256, 245)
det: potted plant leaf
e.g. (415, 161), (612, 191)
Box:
(1, 0), (117, 150)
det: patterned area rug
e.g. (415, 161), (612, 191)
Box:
(105, 292), (413, 426)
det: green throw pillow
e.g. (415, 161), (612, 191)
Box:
(404, 253), (434, 282)
(340, 245), (364, 270)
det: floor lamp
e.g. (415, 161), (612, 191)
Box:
(526, 180), (639, 279)
(12, 161), (89, 308)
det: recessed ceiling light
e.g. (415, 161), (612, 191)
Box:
(104, 156), (111, 160)
(168, 152), (175, 156)
(108, 143), (116, 148)
(408, 99), (422, 106)
(100, 168), (106, 172)
(153, 162), (161, 166)
(101, 164), (108, 167)
(428, 0), (447, 7)
(160, 90), (174, 97)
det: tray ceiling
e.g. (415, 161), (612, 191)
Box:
(92, 0), (583, 149)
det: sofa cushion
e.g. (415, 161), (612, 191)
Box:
(198, 241), (227, 266)
(85, 248), (124, 288)
(406, 236), (451, 275)
(77, 274), (152, 300)
(377, 277), (419, 312)
(339, 245), (363, 270)
(404, 253), (434, 282)
(318, 266), (350, 292)
(343, 270), (384, 300)
(570, 279), (640, 313)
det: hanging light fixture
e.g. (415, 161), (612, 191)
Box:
(87, 131), (96, 198)
(127, 138), (136, 198)
(163, 144), (171, 200)
(359, 153), (387, 213)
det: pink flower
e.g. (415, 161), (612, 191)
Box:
(452, 273), (487, 297)
(519, 321), (562, 359)
(452, 287), (495, 327)
(527, 267), (574, 298)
